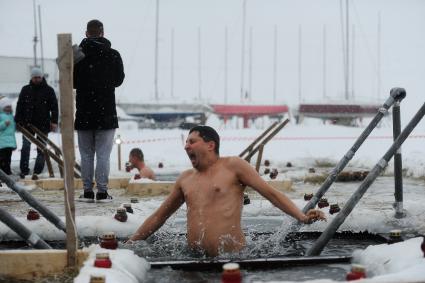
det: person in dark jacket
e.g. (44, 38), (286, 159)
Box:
(15, 67), (58, 180)
(74, 19), (125, 202)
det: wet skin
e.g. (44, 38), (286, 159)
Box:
(129, 131), (325, 256)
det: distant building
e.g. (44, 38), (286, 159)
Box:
(0, 55), (59, 98)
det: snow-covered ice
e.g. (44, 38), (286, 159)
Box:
(1, 116), (425, 282)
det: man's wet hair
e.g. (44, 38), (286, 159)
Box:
(189, 125), (220, 155)
(86, 19), (104, 37)
(130, 148), (144, 161)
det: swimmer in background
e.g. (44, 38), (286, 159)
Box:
(126, 148), (156, 181)
(128, 126), (325, 256)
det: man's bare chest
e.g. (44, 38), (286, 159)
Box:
(182, 173), (239, 204)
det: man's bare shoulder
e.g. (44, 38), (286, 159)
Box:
(177, 168), (197, 181)
(221, 156), (248, 167)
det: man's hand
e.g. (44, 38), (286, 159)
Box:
(302, 209), (326, 224)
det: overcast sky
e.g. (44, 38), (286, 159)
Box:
(1, 0), (424, 117)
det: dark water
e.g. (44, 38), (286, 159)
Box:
(0, 231), (386, 283)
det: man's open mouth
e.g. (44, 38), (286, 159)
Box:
(188, 153), (196, 163)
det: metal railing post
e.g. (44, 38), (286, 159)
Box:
(306, 101), (425, 256)
(302, 88), (406, 214)
(0, 170), (66, 233)
(0, 207), (51, 249)
(392, 100), (405, 218)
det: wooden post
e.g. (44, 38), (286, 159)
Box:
(57, 33), (77, 268)
(255, 144), (264, 172)
(43, 149), (54, 177)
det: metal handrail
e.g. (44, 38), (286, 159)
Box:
(0, 170), (66, 233)
(306, 101), (425, 256)
(302, 88), (406, 214)
(0, 207), (51, 249)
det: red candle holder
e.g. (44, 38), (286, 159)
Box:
(269, 168), (278, 179)
(114, 208), (128, 222)
(388, 229), (403, 244)
(329, 204), (341, 214)
(94, 253), (112, 268)
(346, 264), (366, 281)
(134, 173), (141, 180)
(318, 198), (329, 208)
(304, 193), (313, 201)
(125, 162), (133, 172)
(100, 232), (118, 250)
(221, 263), (242, 283)
(27, 209), (40, 221)
(123, 203), (133, 213)
(243, 194), (250, 205)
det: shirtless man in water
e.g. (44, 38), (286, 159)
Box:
(128, 126), (325, 256)
(127, 148), (156, 180)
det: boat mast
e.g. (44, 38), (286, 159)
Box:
(322, 24), (327, 100)
(197, 26), (202, 100)
(170, 28), (174, 98)
(248, 26), (253, 102)
(240, 0), (247, 102)
(32, 0), (38, 67)
(377, 11), (381, 101)
(351, 24), (355, 100)
(344, 0), (350, 100)
(38, 5), (44, 73)
(224, 26), (228, 104)
(273, 25), (277, 103)
(154, 0), (159, 100)
(298, 25), (302, 103)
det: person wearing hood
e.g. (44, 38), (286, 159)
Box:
(73, 19), (125, 202)
(14, 67), (58, 180)
(0, 97), (17, 175)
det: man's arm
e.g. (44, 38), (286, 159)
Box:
(230, 157), (324, 223)
(129, 178), (185, 241)
(139, 167), (156, 181)
(112, 50), (125, 87)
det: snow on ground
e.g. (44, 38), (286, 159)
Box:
(2, 116), (425, 282)
(73, 245), (150, 283)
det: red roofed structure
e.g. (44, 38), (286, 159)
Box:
(210, 104), (289, 128)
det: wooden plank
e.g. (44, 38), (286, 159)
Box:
(239, 121), (278, 158)
(18, 177), (129, 190)
(0, 250), (88, 280)
(57, 33), (77, 268)
(127, 181), (175, 196)
(255, 144), (264, 172)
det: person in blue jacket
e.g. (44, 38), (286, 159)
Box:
(0, 97), (17, 175)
